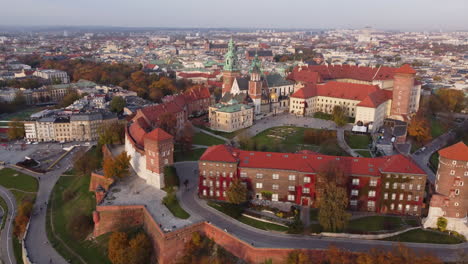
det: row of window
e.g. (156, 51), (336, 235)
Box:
(202, 162), (234, 168)
(383, 193), (420, 202)
(449, 170), (468, 176)
(350, 189), (376, 197)
(384, 182), (421, 191)
(203, 171), (234, 177)
(352, 178), (378, 186)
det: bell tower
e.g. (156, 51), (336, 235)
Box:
(390, 64), (416, 118)
(222, 38), (240, 95)
(249, 53), (263, 114)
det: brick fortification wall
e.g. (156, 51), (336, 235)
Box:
(93, 205), (323, 264)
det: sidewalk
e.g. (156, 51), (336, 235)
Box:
(336, 128), (359, 157)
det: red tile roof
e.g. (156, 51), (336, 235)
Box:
(145, 128), (173, 142)
(288, 64), (397, 83)
(395, 64), (416, 74)
(128, 121), (147, 147)
(439, 142), (468, 161)
(357, 89), (393, 108)
(200, 146), (426, 176)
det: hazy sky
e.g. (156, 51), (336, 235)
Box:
(0, 0), (467, 30)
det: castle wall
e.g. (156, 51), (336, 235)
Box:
(93, 204), (325, 264)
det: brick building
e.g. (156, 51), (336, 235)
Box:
(424, 142), (468, 237)
(125, 85), (210, 189)
(198, 145), (427, 216)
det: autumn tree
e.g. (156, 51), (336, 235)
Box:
(13, 90), (26, 106)
(13, 200), (33, 238)
(110, 96), (125, 113)
(332, 105), (347, 126)
(325, 245), (355, 264)
(437, 217), (448, 231)
(103, 151), (131, 179)
(177, 122), (193, 153)
(73, 148), (100, 176)
(8, 119), (25, 140)
(128, 232), (152, 264)
(159, 112), (177, 136)
(57, 89), (81, 108)
(98, 121), (125, 146)
(226, 179), (248, 205)
(108, 232), (129, 264)
(285, 250), (310, 264)
(436, 89), (466, 113)
(318, 182), (350, 232)
(408, 113), (432, 143)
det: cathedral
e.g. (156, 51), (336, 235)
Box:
(220, 39), (294, 117)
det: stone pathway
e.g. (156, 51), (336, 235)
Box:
(336, 128), (359, 157)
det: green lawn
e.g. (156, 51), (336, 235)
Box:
(47, 173), (111, 264)
(193, 132), (225, 146)
(198, 126), (244, 139)
(345, 132), (371, 149)
(429, 152), (439, 171)
(345, 216), (404, 233)
(247, 126), (348, 156)
(0, 196), (7, 229)
(162, 192), (190, 219)
(384, 228), (464, 244)
(13, 237), (22, 264)
(238, 216), (288, 232)
(356, 150), (372, 158)
(207, 201), (288, 232)
(430, 118), (446, 138)
(174, 148), (206, 162)
(0, 168), (39, 192)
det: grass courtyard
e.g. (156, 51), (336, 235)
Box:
(345, 216), (406, 233)
(193, 132), (226, 146)
(344, 132), (371, 149)
(174, 148), (206, 162)
(47, 173), (111, 264)
(384, 228), (464, 244)
(244, 126), (348, 156)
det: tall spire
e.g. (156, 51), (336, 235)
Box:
(249, 51), (262, 74)
(224, 38), (239, 72)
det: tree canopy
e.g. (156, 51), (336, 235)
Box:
(103, 151), (131, 179)
(110, 96), (126, 113)
(226, 179), (248, 205)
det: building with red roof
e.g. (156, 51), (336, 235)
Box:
(198, 145), (426, 216)
(424, 142), (468, 237)
(288, 64), (421, 131)
(125, 85), (211, 189)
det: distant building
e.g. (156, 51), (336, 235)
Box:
(33, 69), (70, 84)
(424, 142), (468, 237)
(209, 100), (254, 133)
(204, 40), (229, 53)
(246, 50), (273, 62)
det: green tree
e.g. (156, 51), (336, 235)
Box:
(7, 119), (25, 140)
(226, 179), (248, 205)
(332, 105), (347, 127)
(110, 96), (126, 113)
(318, 182), (350, 232)
(57, 89), (80, 108)
(437, 217), (448, 232)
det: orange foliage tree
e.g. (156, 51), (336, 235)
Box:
(408, 113), (432, 143)
(108, 231), (152, 264)
(13, 200), (33, 238)
(103, 151), (131, 179)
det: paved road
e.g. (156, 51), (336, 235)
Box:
(0, 186), (17, 264)
(175, 162), (468, 262)
(17, 147), (84, 264)
(410, 120), (468, 183)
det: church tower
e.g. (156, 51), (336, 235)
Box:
(222, 38), (240, 96)
(249, 53), (263, 115)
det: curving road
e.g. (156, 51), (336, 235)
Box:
(175, 162), (468, 262)
(0, 186), (17, 264)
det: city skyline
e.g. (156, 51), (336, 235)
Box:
(0, 0), (467, 31)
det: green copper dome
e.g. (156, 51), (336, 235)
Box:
(224, 38), (239, 72)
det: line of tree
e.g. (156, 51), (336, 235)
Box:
(108, 230), (153, 264)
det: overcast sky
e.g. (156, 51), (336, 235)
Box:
(0, 0), (467, 31)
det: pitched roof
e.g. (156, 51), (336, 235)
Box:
(439, 142), (468, 161)
(288, 64), (396, 83)
(144, 128), (173, 142)
(200, 146), (426, 176)
(357, 89), (393, 108)
(395, 64), (416, 74)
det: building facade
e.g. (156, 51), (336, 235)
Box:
(33, 69), (70, 84)
(198, 145), (427, 216)
(209, 100), (254, 133)
(424, 142), (468, 237)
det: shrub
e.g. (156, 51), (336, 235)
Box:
(437, 217), (448, 232)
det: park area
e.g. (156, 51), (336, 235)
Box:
(241, 126), (348, 156)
